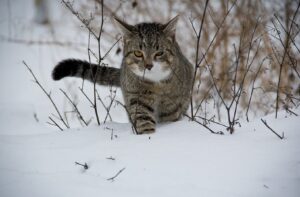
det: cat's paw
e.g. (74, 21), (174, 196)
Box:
(136, 128), (155, 135)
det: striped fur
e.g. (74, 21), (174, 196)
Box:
(52, 16), (194, 134)
(52, 59), (120, 86)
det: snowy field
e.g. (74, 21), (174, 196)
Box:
(0, 1), (300, 197)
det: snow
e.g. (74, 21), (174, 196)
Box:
(0, 1), (300, 197)
(1, 110), (300, 197)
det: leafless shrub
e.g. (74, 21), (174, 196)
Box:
(22, 0), (300, 132)
(23, 61), (69, 131)
(61, 0), (121, 127)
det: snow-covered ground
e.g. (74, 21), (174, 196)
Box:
(0, 1), (299, 197)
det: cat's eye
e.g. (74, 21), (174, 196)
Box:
(155, 51), (164, 57)
(134, 51), (143, 58)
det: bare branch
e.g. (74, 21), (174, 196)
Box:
(60, 88), (88, 126)
(23, 61), (69, 129)
(103, 88), (117, 124)
(184, 114), (224, 135)
(274, 1), (300, 118)
(246, 57), (267, 121)
(48, 117), (64, 131)
(261, 119), (284, 139)
(75, 162), (89, 170)
(62, 0), (98, 39)
(102, 37), (122, 60)
(107, 167), (126, 182)
(189, 0), (210, 120)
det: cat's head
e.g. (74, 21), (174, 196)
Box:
(114, 16), (179, 82)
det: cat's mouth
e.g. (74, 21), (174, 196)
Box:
(131, 62), (172, 82)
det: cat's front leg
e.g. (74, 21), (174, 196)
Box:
(127, 97), (156, 134)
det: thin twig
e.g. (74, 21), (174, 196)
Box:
(189, 0), (210, 120)
(87, 30), (101, 125)
(274, 1), (300, 118)
(106, 156), (116, 160)
(246, 57), (267, 121)
(97, 0), (104, 63)
(79, 87), (94, 106)
(102, 37), (122, 60)
(184, 114), (224, 135)
(104, 88), (117, 123)
(48, 117), (64, 131)
(96, 91), (112, 121)
(195, 115), (227, 128)
(107, 167), (126, 182)
(60, 88), (88, 126)
(23, 61), (69, 129)
(75, 162), (89, 170)
(261, 119), (284, 139)
(62, 0), (98, 39)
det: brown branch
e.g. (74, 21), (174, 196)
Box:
(87, 30), (101, 125)
(47, 117), (64, 131)
(96, 91), (112, 122)
(196, 0), (237, 68)
(75, 162), (89, 170)
(97, 0), (104, 64)
(246, 57), (267, 121)
(207, 65), (228, 108)
(107, 167), (126, 182)
(194, 84), (213, 116)
(184, 114), (224, 135)
(102, 37), (122, 60)
(206, 16), (260, 133)
(79, 87), (94, 107)
(104, 127), (115, 140)
(60, 88), (88, 126)
(272, 15), (300, 79)
(189, 0), (210, 120)
(103, 88), (117, 124)
(106, 156), (116, 160)
(62, 0), (105, 126)
(274, 11), (300, 54)
(194, 1), (238, 124)
(194, 115), (227, 128)
(23, 61), (69, 129)
(230, 21), (261, 126)
(62, 0), (98, 39)
(284, 106), (298, 116)
(274, 1), (300, 118)
(261, 119), (284, 139)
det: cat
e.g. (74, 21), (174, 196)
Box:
(52, 15), (194, 134)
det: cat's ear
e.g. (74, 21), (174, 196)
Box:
(113, 17), (136, 35)
(162, 15), (179, 40)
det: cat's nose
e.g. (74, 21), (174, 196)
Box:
(145, 64), (153, 70)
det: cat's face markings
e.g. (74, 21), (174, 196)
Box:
(114, 15), (179, 82)
(126, 49), (172, 82)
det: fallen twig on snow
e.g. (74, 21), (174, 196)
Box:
(107, 167), (126, 182)
(75, 161), (89, 170)
(261, 118), (284, 140)
(106, 156), (116, 161)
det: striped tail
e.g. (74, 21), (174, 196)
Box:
(52, 59), (121, 87)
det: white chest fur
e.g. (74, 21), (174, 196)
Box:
(132, 62), (171, 82)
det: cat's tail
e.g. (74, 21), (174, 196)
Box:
(52, 59), (121, 87)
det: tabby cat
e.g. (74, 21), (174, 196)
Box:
(52, 16), (194, 134)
